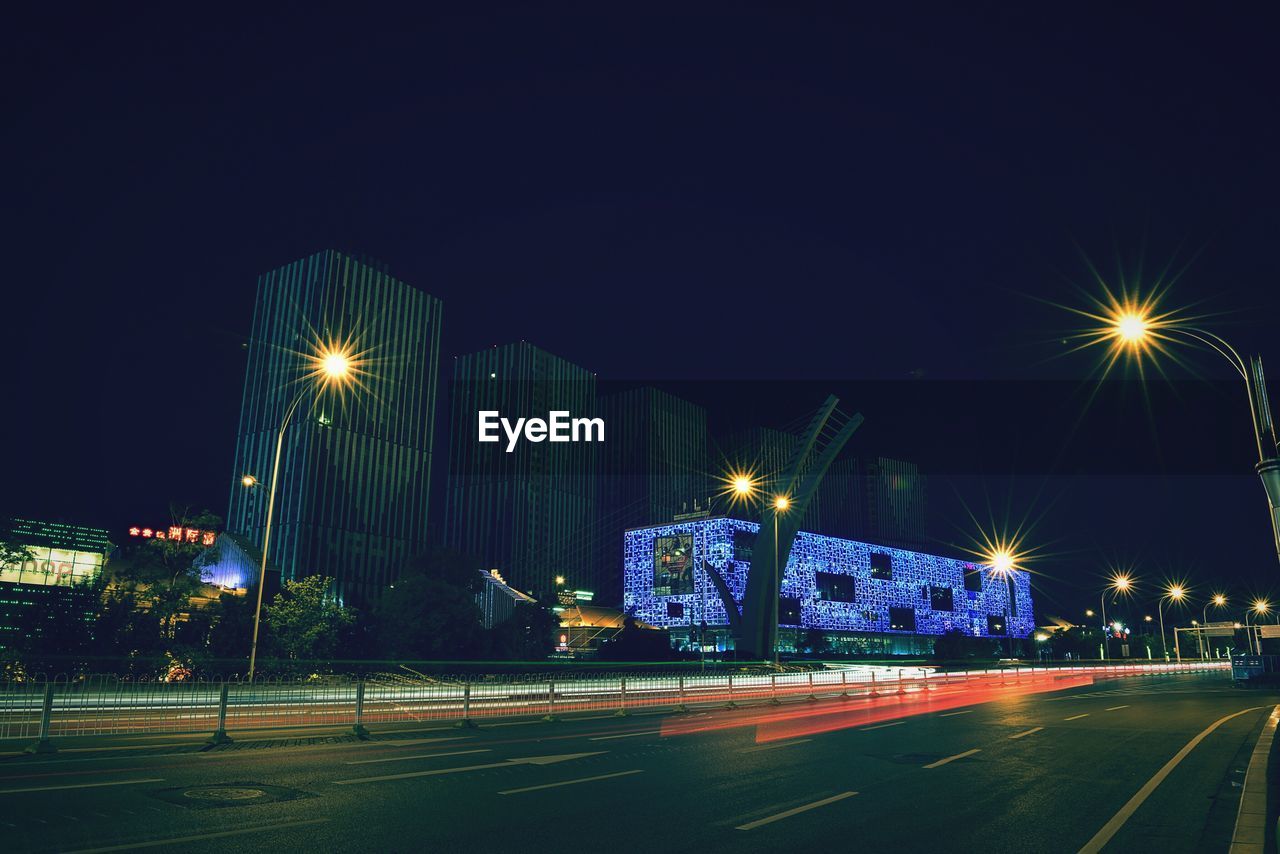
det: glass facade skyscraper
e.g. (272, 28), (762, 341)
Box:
(444, 342), (595, 599)
(226, 251), (442, 605)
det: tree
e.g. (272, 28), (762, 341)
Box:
(489, 601), (557, 660)
(264, 575), (354, 663)
(370, 547), (485, 660)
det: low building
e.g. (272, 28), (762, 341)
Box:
(0, 518), (112, 651)
(623, 517), (1034, 655)
(476, 569), (537, 629)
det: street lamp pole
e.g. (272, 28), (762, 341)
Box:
(245, 348), (352, 683)
(772, 495), (790, 666)
(1100, 593), (1109, 661)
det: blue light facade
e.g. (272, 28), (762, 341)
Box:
(623, 518), (1034, 640)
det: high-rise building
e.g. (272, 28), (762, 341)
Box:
(226, 251), (443, 605)
(595, 387), (708, 605)
(863, 456), (927, 548)
(444, 342), (596, 598)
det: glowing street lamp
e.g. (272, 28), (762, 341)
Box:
(772, 494), (791, 665)
(1157, 584), (1186, 662)
(1099, 573), (1134, 661)
(1078, 297), (1280, 569)
(245, 344), (358, 683)
(1246, 599), (1271, 655)
(983, 547), (1021, 657)
(1199, 593), (1228, 660)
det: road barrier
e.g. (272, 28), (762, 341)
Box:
(0, 661), (1228, 751)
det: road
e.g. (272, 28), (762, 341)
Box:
(0, 670), (1273, 853)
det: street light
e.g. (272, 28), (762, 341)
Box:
(984, 548), (1019, 657)
(1100, 573), (1134, 661)
(1157, 584), (1186, 662)
(1246, 599), (1271, 655)
(1201, 593), (1228, 660)
(772, 494), (790, 665)
(1101, 308), (1280, 568)
(245, 345), (355, 683)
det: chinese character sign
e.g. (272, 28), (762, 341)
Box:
(129, 526), (218, 547)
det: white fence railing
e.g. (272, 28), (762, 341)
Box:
(0, 661), (1228, 747)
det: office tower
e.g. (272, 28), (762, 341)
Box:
(444, 342), (596, 598)
(863, 456), (927, 548)
(226, 250), (443, 605)
(595, 387), (709, 605)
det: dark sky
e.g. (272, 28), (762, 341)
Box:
(6, 4), (1279, 622)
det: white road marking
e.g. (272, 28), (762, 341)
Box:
(939, 710), (973, 717)
(861, 721), (906, 731)
(736, 791), (858, 830)
(371, 736), (474, 747)
(740, 739), (813, 753)
(1065, 714), (1089, 721)
(924, 749), (981, 768)
(1079, 705), (1266, 854)
(0, 778), (164, 795)
(333, 752), (604, 785)
(344, 748), (491, 765)
(498, 769), (644, 794)
(1105, 705), (1130, 711)
(1008, 727), (1043, 740)
(61, 818), (329, 853)
(588, 730), (661, 741)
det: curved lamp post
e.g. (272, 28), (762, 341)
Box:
(243, 347), (353, 683)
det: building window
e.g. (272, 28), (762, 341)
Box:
(733, 530), (756, 563)
(779, 597), (802, 626)
(964, 565), (984, 592)
(930, 586), (954, 611)
(870, 552), (892, 580)
(667, 601), (684, 618)
(988, 614), (1007, 635)
(816, 570), (855, 603)
(889, 606), (916, 631)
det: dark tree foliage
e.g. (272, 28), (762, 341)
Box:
(597, 617), (677, 661)
(371, 547), (485, 660)
(932, 628), (999, 660)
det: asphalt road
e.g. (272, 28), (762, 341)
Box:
(0, 671), (1273, 854)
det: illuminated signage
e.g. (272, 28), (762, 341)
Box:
(0, 546), (103, 587)
(129, 526), (217, 546)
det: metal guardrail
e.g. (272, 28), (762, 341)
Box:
(0, 661), (1228, 748)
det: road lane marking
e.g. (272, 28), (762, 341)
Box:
(924, 749), (981, 768)
(1105, 705), (1130, 711)
(498, 769), (644, 794)
(344, 749), (491, 765)
(861, 721), (906, 731)
(370, 736), (474, 747)
(333, 752), (605, 785)
(939, 710), (973, 717)
(1008, 727), (1043, 740)
(0, 778), (164, 795)
(62, 818), (330, 853)
(589, 730), (661, 741)
(1064, 714), (1089, 721)
(735, 791), (858, 830)
(1079, 705), (1266, 854)
(740, 739), (812, 753)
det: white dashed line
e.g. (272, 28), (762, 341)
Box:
(1105, 705), (1130, 711)
(924, 749), (981, 768)
(1065, 714), (1089, 721)
(861, 721), (906, 731)
(736, 792), (858, 830)
(1008, 727), (1044, 740)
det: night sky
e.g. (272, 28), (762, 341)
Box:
(7, 5), (1279, 622)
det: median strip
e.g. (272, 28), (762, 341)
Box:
(735, 791), (858, 830)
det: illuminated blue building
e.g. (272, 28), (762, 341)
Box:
(623, 518), (1033, 654)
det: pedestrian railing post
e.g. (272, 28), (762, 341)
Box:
(455, 682), (477, 729)
(897, 668), (906, 695)
(25, 683), (56, 754)
(769, 673), (781, 705)
(843, 670), (853, 699)
(206, 682), (233, 745)
(543, 681), (558, 722)
(674, 675), (688, 713)
(352, 680), (370, 739)
(806, 671), (817, 702)
(723, 674), (737, 709)
(866, 671), (876, 698)
(615, 677), (629, 716)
